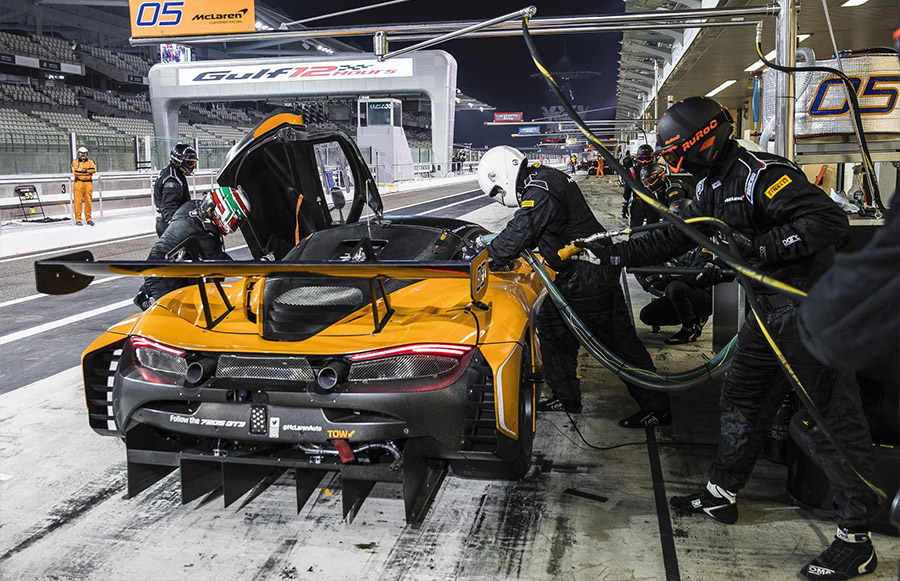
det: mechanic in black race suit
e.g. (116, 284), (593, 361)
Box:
(638, 243), (727, 345)
(623, 144), (660, 227)
(579, 96), (880, 580)
(154, 144), (198, 237)
(140, 186), (250, 306)
(476, 146), (671, 428)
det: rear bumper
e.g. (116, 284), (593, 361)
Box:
(113, 357), (479, 452)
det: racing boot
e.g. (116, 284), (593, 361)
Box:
(670, 481), (738, 524)
(799, 528), (877, 580)
(537, 397), (582, 414)
(665, 323), (702, 344)
(618, 408), (672, 428)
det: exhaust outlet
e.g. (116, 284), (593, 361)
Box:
(185, 357), (217, 385)
(317, 361), (349, 390)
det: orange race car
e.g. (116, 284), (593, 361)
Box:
(36, 112), (545, 522)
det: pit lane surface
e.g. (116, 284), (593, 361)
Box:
(2, 176), (897, 580)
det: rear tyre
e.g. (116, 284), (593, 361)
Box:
(497, 342), (535, 478)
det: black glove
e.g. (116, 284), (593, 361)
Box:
(459, 244), (481, 261)
(621, 201), (629, 220)
(695, 264), (724, 286)
(489, 257), (517, 272)
(573, 239), (619, 265)
(730, 231), (769, 266)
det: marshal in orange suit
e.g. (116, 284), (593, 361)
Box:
(72, 146), (97, 225)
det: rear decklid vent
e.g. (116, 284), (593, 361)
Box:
(262, 277), (368, 341)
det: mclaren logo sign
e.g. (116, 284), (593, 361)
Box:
(192, 9), (248, 21)
(129, 0), (254, 38)
(177, 59), (415, 85)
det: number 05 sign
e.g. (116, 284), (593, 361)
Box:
(129, 0), (255, 38)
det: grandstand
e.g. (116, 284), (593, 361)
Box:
(32, 111), (118, 135)
(95, 116), (154, 137)
(0, 108), (59, 135)
(0, 31), (78, 65)
(0, 82), (53, 106)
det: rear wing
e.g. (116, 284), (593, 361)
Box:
(35, 249), (490, 331)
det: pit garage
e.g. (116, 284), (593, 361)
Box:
(0, 1), (898, 580)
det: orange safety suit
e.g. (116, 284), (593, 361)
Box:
(72, 157), (97, 222)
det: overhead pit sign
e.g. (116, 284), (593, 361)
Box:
(177, 59), (415, 85)
(129, 0), (255, 38)
(494, 112), (523, 122)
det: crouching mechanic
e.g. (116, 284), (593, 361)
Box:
(578, 96), (879, 579)
(477, 146), (672, 428)
(137, 186), (250, 308)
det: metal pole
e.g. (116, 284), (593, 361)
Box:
(281, 0), (413, 28)
(773, 0), (797, 159)
(653, 61), (659, 120)
(129, 5), (778, 46)
(379, 6), (537, 61)
(387, 19), (760, 42)
(97, 172), (104, 219)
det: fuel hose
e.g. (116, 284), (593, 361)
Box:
(520, 249), (737, 391)
(520, 16), (886, 500)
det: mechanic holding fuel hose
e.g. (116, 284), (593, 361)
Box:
(575, 96), (880, 580)
(476, 146), (672, 428)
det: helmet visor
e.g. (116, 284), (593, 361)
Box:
(636, 154), (654, 164)
(659, 146), (683, 172)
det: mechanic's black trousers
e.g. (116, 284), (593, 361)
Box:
(708, 301), (880, 528)
(629, 199), (661, 228)
(640, 281), (712, 328)
(535, 261), (669, 412)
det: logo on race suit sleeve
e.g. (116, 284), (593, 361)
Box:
(521, 200), (535, 207)
(764, 175), (792, 199)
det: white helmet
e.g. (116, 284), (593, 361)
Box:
(77, 147), (88, 153)
(477, 146), (526, 208)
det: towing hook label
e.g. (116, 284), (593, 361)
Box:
(327, 429), (356, 439)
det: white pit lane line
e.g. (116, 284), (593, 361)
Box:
(0, 245), (250, 310)
(0, 299), (134, 346)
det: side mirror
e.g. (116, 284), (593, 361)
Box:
(330, 186), (347, 210)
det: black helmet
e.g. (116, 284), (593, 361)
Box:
(640, 163), (667, 193)
(656, 96), (733, 174)
(170, 143), (198, 175)
(636, 144), (655, 166)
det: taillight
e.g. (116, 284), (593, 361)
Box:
(127, 336), (187, 385)
(349, 344), (473, 362)
(347, 344), (473, 383)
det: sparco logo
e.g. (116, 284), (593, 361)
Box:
(192, 8), (248, 20)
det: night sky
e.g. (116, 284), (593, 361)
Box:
(267, 1), (625, 147)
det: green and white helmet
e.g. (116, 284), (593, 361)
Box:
(201, 186), (251, 235)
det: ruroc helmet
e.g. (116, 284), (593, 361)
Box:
(656, 96), (734, 174)
(201, 186), (251, 235)
(640, 163), (667, 193)
(477, 145), (528, 208)
(636, 144), (655, 166)
(170, 143), (198, 175)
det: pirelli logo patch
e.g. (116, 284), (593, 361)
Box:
(765, 175), (792, 198)
(521, 200), (535, 207)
